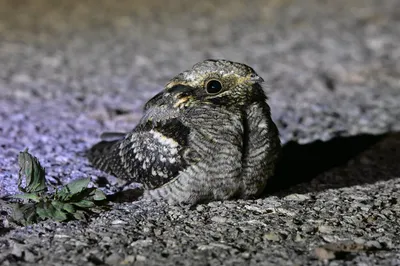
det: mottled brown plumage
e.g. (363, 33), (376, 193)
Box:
(87, 59), (281, 204)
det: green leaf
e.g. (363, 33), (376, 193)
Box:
(35, 208), (50, 220)
(73, 200), (95, 208)
(66, 178), (91, 194)
(51, 200), (65, 211)
(73, 210), (87, 221)
(17, 149), (47, 193)
(92, 189), (107, 201)
(53, 209), (68, 221)
(25, 207), (38, 225)
(12, 193), (41, 202)
(62, 203), (75, 214)
(50, 201), (71, 221)
(11, 203), (37, 225)
(36, 202), (56, 220)
(57, 178), (90, 201)
(69, 187), (95, 202)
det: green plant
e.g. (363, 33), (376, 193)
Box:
(10, 149), (109, 225)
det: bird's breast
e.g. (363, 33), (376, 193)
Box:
(180, 106), (244, 158)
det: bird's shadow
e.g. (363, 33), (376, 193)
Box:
(264, 132), (400, 197)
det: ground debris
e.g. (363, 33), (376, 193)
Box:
(314, 240), (389, 261)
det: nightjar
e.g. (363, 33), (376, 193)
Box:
(87, 59), (281, 204)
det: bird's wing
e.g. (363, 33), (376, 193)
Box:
(88, 85), (199, 188)
(87, 118), (191, 189)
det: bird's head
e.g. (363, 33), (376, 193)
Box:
(164, 59), (266, 109)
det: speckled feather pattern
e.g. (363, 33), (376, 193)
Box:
(87, 59), (281, 204)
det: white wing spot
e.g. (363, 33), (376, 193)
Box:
(135, 153), (143, 161)
(170, 148), (178, 155)
(160, 156), (167, 163)
(149, 130), (179, 148)
(157, 170), (167, 178)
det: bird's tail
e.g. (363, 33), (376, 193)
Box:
(86, 140), (119, 173)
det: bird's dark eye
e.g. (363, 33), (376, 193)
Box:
(205, 80), (223, 94)
(250, 73), (256, 78)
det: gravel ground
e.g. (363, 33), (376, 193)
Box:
(1, 0), (400, 265)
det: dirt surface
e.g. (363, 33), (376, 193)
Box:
(0, 0), (400, 265)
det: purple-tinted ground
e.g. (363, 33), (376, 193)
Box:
(0, 0), (400, 265)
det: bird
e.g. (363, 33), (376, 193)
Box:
(87, 59), (281, 205)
